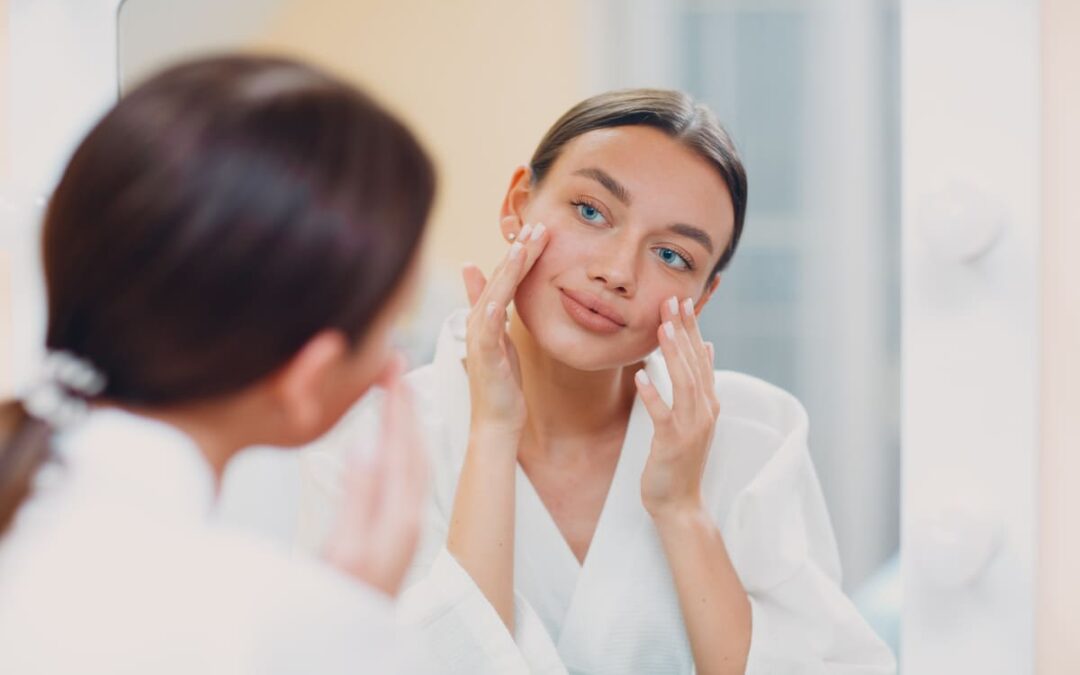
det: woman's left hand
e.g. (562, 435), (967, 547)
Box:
(636, 295), (720, 519)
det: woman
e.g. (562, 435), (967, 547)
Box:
(300, 90), (897, 674)
(0, 56), (434, 674)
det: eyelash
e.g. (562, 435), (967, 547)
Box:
(655, 246), (695, 271)
(570, 197), (608, 225)
(569, 197), (695, 272)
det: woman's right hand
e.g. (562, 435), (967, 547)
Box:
(323, 354), (429, 598)
(447, 222), (549, 631)
(460, 222), (549, 437)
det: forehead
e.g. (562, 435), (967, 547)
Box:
(544, 125), (735, 238)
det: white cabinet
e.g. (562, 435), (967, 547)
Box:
(901, 1), (1039, 672)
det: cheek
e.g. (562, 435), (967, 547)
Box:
(343, 334), (392, 398)
(638, 283), (677, 328)
(513, 226), (579, 307)
(636, 264), (704, 321)
(514, 270), (544, 313)
(633, 291), (669, 345)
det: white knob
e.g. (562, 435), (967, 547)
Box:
(918, 183), (1006, 263)
(911, 502), (1001, 589)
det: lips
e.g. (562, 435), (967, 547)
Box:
(559, 288), (627, 334)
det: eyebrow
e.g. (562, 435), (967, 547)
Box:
(572, 167), (632, 206)
(572, 166), (716, 255)
(667, 223), (715, 255)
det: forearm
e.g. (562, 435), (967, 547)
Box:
(445, 424), (520, 631)
(654, 504), (751, 675)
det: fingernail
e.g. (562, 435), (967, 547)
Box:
(531, 223), (546, 241)
(663, 321), (675, 339)
(667, 296), (679, 315)
(519, 223), (533, 241)
(682, 297), (694, 316)
(508, 241), (523, 260)
(635, 369), (650, 386)
(486, 302), (497, 318)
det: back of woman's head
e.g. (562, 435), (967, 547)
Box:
(0, 54), (435, 533)
(46, 55), (434, 403)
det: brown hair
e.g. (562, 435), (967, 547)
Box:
(0, 55), (435, 535)
(529, 88), (747, 281)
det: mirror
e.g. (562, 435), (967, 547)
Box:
(116, 0), (901, 658)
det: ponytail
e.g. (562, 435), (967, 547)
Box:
(0, 401), (53, 535)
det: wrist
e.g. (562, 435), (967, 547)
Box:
(465, 420), (523, 464)
(469, 416), (525, 443)
(647, 496), (708, 531)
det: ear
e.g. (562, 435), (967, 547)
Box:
(695, 274), (721, 315)
(499, 165), (533, 241)
(270, 330), (349, 439)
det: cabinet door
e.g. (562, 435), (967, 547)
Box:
(901, 1), (1039, 672)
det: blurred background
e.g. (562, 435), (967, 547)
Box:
(4, 0), (1077, 672)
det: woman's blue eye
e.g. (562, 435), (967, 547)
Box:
(576, 202), (605, 224)
(655, 247), (691, 270)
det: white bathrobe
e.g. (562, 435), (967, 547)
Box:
(0, 408), (404, 675)
(299, 309), (897, 675)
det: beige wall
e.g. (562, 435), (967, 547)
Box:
(1039, 0), (1080, 672)
(0, 0), (589, 392)
(253, 0), (587, 278)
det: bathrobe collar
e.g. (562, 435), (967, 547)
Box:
(429, 309), (689, 665)
(50, 407), (217, 523)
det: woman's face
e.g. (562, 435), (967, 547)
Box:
(287, 262), (421, 446)
(509, 125), (735, 371)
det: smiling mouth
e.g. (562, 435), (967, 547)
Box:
(559, 289), (626, 335)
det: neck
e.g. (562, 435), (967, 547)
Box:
(115, 399), (249, 485)
(508, 312), (638, 458)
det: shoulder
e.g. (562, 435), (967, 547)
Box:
(303, 363), (440, 458)
(403, 362), (439, 405)
(702, 371), (814, 515)
(349, 362), (440, 422)
(0, 511), (393, 670)
(712, 370), (808, 440)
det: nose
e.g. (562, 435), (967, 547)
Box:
(586, 235), (637, 296)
